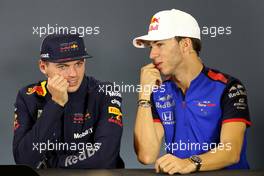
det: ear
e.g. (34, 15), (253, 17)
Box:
(179, 38), (193, 54)
(39, 60), (47, 75)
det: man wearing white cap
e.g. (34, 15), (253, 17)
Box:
(133, 9), (251, 174)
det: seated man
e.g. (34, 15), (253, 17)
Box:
(13, 34), (124, 169)
(133, 9), (251, 174)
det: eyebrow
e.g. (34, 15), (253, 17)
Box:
(148, 41), (161, 47)
(77, 59), (84, 63)
(55, 60), (84, 66)
(149, 41), (163, 45)
(56, 63), (69, 67)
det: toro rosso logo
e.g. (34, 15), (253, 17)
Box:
(196, 101), (216, 107)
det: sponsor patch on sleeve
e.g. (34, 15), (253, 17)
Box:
(228, 84), (246, 99)
(26, 81), (47, 96)
(108, 106), (122, 116)
(13, 108), (20, 131)
(108, 115), (123, 127)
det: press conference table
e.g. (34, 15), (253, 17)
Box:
(37, 169), (264, 176)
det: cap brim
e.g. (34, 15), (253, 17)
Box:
(133, 34), (176, 48)
(43, 54), (92, 63)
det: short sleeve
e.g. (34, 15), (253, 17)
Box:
(150, 93), (161, 123)
(221, 80), (251, 126)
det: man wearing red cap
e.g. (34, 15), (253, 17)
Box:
(133, 9), (251, 174)
(13, 34), (124, 169)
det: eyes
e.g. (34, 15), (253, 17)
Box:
(75, 62), (84, 67)
(56, 61), (84, 71)
(57, 65), (67, 70)
(149, 42), (164, 49)
(156, 42), (164, 47)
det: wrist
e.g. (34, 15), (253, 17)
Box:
(188, 155), (202, 172)
(139, 83), (155, 100)
(137, 99), (152, 108)
(52, 98), (66, 107)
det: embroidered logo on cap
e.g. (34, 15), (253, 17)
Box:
(149, 17), (160, 32)
(60, 41), (79, 53)
(40, 53), (49, 58)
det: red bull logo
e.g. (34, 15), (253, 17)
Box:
(60, 42), (79, 52)
(151, 17), (159, 23)
(26, 81), (47, 96)
(149, 16), (160, 32)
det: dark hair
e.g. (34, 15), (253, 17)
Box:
(175, 36), (202, 56)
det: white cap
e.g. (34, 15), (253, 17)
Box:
(133, 9), (201, 48)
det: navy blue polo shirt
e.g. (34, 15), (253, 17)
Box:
(151, 66), (251, 169)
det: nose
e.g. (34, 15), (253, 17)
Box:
(68, 66), (77, 77)
(149, 46), (159, 60)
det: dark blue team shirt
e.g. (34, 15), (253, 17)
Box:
(13, 76), (124, 169)
(151, 66), (251, 169)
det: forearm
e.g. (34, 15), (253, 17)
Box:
(198, 122), (246, 171)
(134, 106), (161, 163)
(199, 143), (239, 171)
(13, 100), (64, 165)
(135, 63), (163, 163)
(33, 100), (64, 141)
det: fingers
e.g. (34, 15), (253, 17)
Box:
(47, 74), (69, 107)
(163, 161), (178, 174)
(143, 63), (156, 69)
(58, 79), (69, 90)
(140, 63), (162, 85)
(168, 166), (179, 175)
(141, 63), (160, 77)
(144, 69), (160, 76)
(159, 156), (174, 173)
(48, 75), (64, 85)
(178, 165), (191, 175)
(178, 160), (196, 174)
(155, 154), (171, 173)
(139, 63), (162, 99)
(155, 154), (190, 175)
(144, 71), (161, 84)
(48, 75), (68, 89)
(141, 64), (160, 74)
